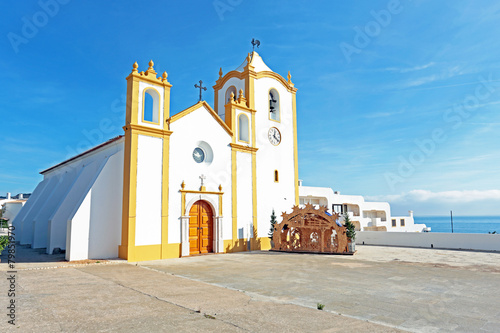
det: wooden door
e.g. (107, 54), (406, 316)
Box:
(188, 200), (213, 255)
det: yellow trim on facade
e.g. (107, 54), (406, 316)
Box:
(168, 101), (233, 137)
(251, 109), (258, 250)
(256, 71), (297, 93)
(219, 193), (223, 216)
(213, 70), (247, 91)
(141, 87), (161, 125)
(161, 133), (170, 259)
(292, 92), (299, 205)
(162, 243), (181, 259)
(230, 143), (259, 153)
(181, 191), (186, 216)
(180, 189), (225, 195)
(231, 149), (237, 241)
(124, 124), (172, 138)
(119, 130), (138, 260)
(237, 113), (250, 143)
(127, 244), (161, 262)
(268, 87), (281, 123)
(121, 61), (176, 262)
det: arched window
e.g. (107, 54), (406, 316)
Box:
(269, 88), (280, 122)
(238, 113), (249, 143)
(274, 170), (279, 182)
(143, 88), (160, 124)
(225, 86), (237, 104)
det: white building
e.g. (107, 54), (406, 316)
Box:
(0, 193), (27, 223)
(299, 185), (427, 232)
(13, 52), (300, 261)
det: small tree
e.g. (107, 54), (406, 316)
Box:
(343, 212), (356, 242)
(269, 209), (277, 240)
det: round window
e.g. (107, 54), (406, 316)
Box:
(192, 147), (205, 163)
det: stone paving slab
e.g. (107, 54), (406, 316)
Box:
(140, 247), (500, 333)
(0, 263), (400, 332)
(1, 245), (499, 332)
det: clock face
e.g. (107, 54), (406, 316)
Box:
(268, 127), (281, 146)
(193, 147), (205, 163)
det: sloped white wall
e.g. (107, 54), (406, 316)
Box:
(12, 178), (49, 230)
(47, 157), (108, 254)
(66, 190), (92, 261)
(32, 168), (80, 249)
(88, 149), (123, 258)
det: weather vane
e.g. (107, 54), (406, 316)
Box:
(251, 38), (260, 52)
(194, 80), (207, 102)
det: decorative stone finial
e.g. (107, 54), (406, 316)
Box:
(162, 71), (168, 81)
(218, 184), (222, 192)
(181, 181), (185, 190)
(237, 89), (246, 105)
(230, 91), (235, 103)
(246, 53), (251, 63)
(132, 62), (139, 72)
(287, 71), (292, 84)
(145, 60), (157, 75)
(219, 67), (223, 78)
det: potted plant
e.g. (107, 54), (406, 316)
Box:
(269, 209), (277, 249)
(343, 212), (356, 252)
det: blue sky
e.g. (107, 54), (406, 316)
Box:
(1, 0), (500, 215)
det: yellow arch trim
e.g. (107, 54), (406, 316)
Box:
(237, 113), (250, 143)
(142, 87), (161, 125)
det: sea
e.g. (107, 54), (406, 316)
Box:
(414, 216), (500, 234)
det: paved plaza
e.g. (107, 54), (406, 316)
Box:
(1, 245), (499, 332)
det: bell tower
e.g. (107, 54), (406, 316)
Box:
(119, 60), (174, 261)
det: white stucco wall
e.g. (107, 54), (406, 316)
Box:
(11, 178), (49, 230)
(46, 139), (124, 255)
(216, 77), (245, 117)
(88, 149), (123, 258)
(135, 135), (163, 246)
(66, 189), (92, 261)
(3, 202), (24, 223)
(32, 168), (80, 249)
(20, 176), (59, 245)
(47, 158), (107, 254)
(168, 104), (232, 243)
(357, 231), (500, 251)
(254, 76), (296, 238)
(236, 151), (252, 239)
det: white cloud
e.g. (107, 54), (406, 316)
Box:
(367, 189), (500, 204)
(384, 62), (435, 73)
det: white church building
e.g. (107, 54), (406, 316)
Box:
(14, 51), (425, 262)
(14, 52), (300, 261)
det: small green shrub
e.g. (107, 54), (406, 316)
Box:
(317, 303), (325, 310)
(0, 235), (9, 255)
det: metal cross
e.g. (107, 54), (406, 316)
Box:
(251, 38), (260, 52)
(194, 80), (207, 102)
(200, 174), (206, 186)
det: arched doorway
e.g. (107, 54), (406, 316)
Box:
(188, 200), (213, 255)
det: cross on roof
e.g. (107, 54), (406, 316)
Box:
(200, 174), (206, 186)
(194, 80), (207, 102)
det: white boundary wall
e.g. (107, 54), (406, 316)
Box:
(357, 231), (500, 252)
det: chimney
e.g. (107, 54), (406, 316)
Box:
(298, 179), (303, 186)
(408, 210), (413, 217)
(6, 192), (11, 200)
(18, 193), (23, 199)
